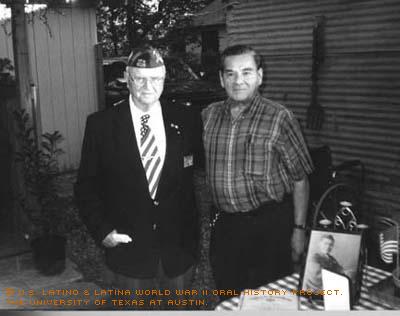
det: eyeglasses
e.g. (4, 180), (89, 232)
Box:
(127, 73), (165, 86)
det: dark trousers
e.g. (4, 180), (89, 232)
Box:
(103, 261), (194, 310)
(210, 197), (294, 300)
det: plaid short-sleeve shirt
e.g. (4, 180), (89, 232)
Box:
(202, 93), (314, 213)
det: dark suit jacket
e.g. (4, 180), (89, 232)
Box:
(74, 100), (198, 278)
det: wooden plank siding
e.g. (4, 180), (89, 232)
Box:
(0, 19), (13, 60)
(0, 7), (98, 170)
(226, 0), (400, 215)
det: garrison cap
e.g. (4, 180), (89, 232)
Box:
(127, 46), (164, 68)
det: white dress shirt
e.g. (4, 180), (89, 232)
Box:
(129, 96), (166, 171)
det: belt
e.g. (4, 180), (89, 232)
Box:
(210, 196), (291, 227)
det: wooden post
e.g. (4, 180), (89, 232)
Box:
(10, 0), (33, 112)
(9, 0), (33, 236)
(95, 44), (105, 110)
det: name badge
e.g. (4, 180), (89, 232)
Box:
(184, 155), (193, 168)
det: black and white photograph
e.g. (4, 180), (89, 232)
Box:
(301, 230), (362, 298)
(0, 0), (399, 312)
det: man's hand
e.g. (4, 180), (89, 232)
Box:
(291, 228), (306, 265)
(102, 229), (133, 248)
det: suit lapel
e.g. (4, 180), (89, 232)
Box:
(112, 101), (149, 191)
(156, 104), (181, 200)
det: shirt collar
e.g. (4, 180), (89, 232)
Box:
(129, 95), (162, 121)
(223, 91), (261, 117)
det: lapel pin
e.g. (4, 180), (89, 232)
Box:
(170, 123), (181, 134)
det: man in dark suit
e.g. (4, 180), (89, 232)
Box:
(74, 46), (198, 297)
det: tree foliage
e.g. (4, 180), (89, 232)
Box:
(97, 0), (213, 56)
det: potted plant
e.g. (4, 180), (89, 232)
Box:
(0, 57), (14, 81)
(0, 58), (16, 97)
(13, 108), (67, 275)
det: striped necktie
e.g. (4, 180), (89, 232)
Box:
(140, 114), (162, 199)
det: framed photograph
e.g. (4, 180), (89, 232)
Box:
(300, 229), (364, 306)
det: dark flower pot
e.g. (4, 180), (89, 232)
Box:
(0, 73), (10, 81)
(31, 235), (66, 275)
(0, 82), (16, 97)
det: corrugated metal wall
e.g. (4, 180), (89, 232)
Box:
(226, 0), (400, 215)
(0, 7), (98, 170)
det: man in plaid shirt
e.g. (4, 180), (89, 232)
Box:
(202, 45), (314, 298)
